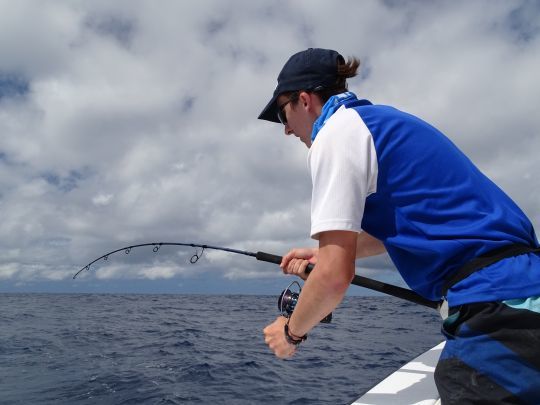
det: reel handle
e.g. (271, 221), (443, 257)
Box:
(255, 251), (315, 272)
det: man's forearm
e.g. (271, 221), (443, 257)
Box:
(286, 260), (353, 337)
(286, 232), (357, 337)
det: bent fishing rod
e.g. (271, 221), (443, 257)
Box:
(74, 242), (440, 310)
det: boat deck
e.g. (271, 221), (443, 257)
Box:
(352, 342), (445, 405)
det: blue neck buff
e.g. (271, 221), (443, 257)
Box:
(311, 91), (358, 141)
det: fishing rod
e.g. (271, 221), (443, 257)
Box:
(74, 242), (440, 310)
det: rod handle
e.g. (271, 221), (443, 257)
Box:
(255, 251), (315, 272)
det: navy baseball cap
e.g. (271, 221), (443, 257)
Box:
(258, 48), (344, 123)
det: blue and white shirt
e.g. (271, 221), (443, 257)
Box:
(308, 94), (540, 306)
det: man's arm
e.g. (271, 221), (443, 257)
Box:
(287, 230), (357, 336)
(277, 232), (385, 281)
(263, 230), (357, 358)
(356, 231), (386, 258)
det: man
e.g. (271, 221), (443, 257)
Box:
(260, 48), (540, 404)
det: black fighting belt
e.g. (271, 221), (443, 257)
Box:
(441, 243), (540, 297)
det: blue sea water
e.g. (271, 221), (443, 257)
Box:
(0, 294), (442, 404)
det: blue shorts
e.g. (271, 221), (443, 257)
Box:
(434, 297), (540, 404)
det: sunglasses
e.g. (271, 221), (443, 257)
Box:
(277, 93), (299, 125)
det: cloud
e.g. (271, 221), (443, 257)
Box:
(0, 73), (30, 100)
(92, 193), (114, 206)
(0, 1), (539, 293)
(89, 261), (193, 280)
(0, 263), (19, 280)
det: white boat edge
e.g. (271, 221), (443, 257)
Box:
(351, 341), (445, 405)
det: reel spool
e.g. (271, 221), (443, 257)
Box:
(277, 281), (332, 323)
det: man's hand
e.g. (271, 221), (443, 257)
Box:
(263, 316), (296, 359)
(280, 247), (319, 280)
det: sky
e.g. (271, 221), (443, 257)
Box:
(1, 0), (539, 296)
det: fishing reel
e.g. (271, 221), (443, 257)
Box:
(278, 281), (332, 323)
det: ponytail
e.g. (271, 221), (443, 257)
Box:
(337, 56), (361, 81)
(314, 56), (361, 103)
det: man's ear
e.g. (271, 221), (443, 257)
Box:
(298, 91), (312, 110)
(299, 91), (322, 114)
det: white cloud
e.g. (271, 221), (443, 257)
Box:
(0, 263), (19, 280)
(136, 263), (193, 280)
(92, 193), (114, 206)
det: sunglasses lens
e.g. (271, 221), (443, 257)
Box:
(277, 108), (287, 125)
(277, 98), (291, 125)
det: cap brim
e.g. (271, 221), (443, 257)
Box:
(258, 93), (281, 123)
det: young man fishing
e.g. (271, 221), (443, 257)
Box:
(259, 48), (540, 404)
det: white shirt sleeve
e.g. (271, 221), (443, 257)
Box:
(308, 107), (378, 240)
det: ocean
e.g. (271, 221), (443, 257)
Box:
(0, 294), (442, 404)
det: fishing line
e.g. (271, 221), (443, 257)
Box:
(74, 241), (441, 309)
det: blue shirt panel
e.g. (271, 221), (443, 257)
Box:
(341, 100), (539, 304)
